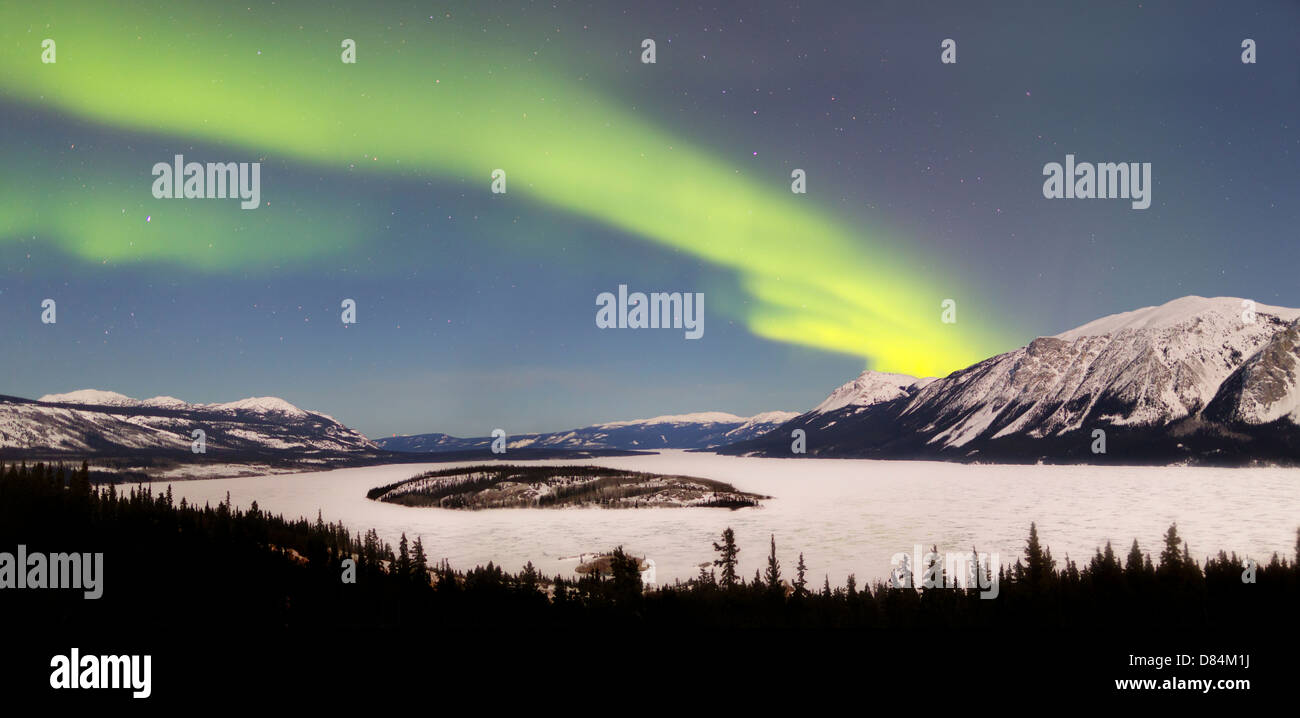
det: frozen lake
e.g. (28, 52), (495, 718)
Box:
(145, 451), (1300, 586)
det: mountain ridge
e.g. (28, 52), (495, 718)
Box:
(375, 410), (800, 453)
(0, 391), (383, 479)
(722, 296), (1300, 465)
(11, 296), (1300, 470)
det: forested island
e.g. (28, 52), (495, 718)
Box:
(365, 464), (768, 509)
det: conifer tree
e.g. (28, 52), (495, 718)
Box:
(1024, 523), (1054, 585)
(71, 460), (91, 496)
(518, 560), (539, 593)
(1101, 540), (1119, 581)
(712, 527), (739, 589)
(1125, 539), (1144, 579)
(1181, 540), (1196, 574)
(412, 535), (429, 584)
(764, 534), (782, 591)
(397, 532), (411, 580)
(609, 546), (643, 604)
(1159, 523), (1182, 577)
(793, 553), (808, 599)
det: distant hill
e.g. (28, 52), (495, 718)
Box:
(0, 390), (652, 479)
(0, 390), (392, 479)
(375, 410), (798, 453)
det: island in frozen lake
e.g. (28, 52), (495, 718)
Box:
(365, 464), (768, 510)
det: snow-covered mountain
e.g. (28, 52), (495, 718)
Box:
(1203, 315), (1300, 425)
(811, 371), (935, 414)
(724, 296), (1300, 465)
(1, 390), (376, 458)
(14, 295), (1295, 469)
(375, 410), (799, 453)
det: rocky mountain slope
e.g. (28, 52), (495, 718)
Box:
(723, 297), (1300, 465)
(0, 391), (382, 476)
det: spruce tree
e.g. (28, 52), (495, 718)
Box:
(712, 527), (739, 589)
(1125, 539), (1144, 579)
(72, 460), (91, 496)
(609, 547), (643, 603)
(412, 536), (429, 584)
(764, 534), (782, 591)
(1158, 523), (1182, 576)
(397, 532), (411, 580)
(1102, 540), (1118, 579)
(518, 560), (540, 594)
(793, 553), (808, 599)
(1024, 522), (1054, 585)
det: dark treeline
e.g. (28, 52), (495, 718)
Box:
(1, 461), (1296, 633)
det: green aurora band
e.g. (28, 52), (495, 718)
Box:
(0, 1), (1017, 376)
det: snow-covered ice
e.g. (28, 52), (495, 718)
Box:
(141, 451), (1300, 586)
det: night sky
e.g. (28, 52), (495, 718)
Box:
(2, 1), (1297, 437)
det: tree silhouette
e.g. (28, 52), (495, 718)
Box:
(609, 546), (642, 605)
(1159, 523), (1183, 576)
(793, 553), (808, 599)
(1125, 539), (1144, 579)
(1024, 522), (1054, 586)
(411, 536), (429, 585)
(712, 527), (739, 589)
(397, 532), (411, 580)
(764, 534), (782, 592)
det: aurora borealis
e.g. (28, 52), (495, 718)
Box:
(3, 1), (1298, 436)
